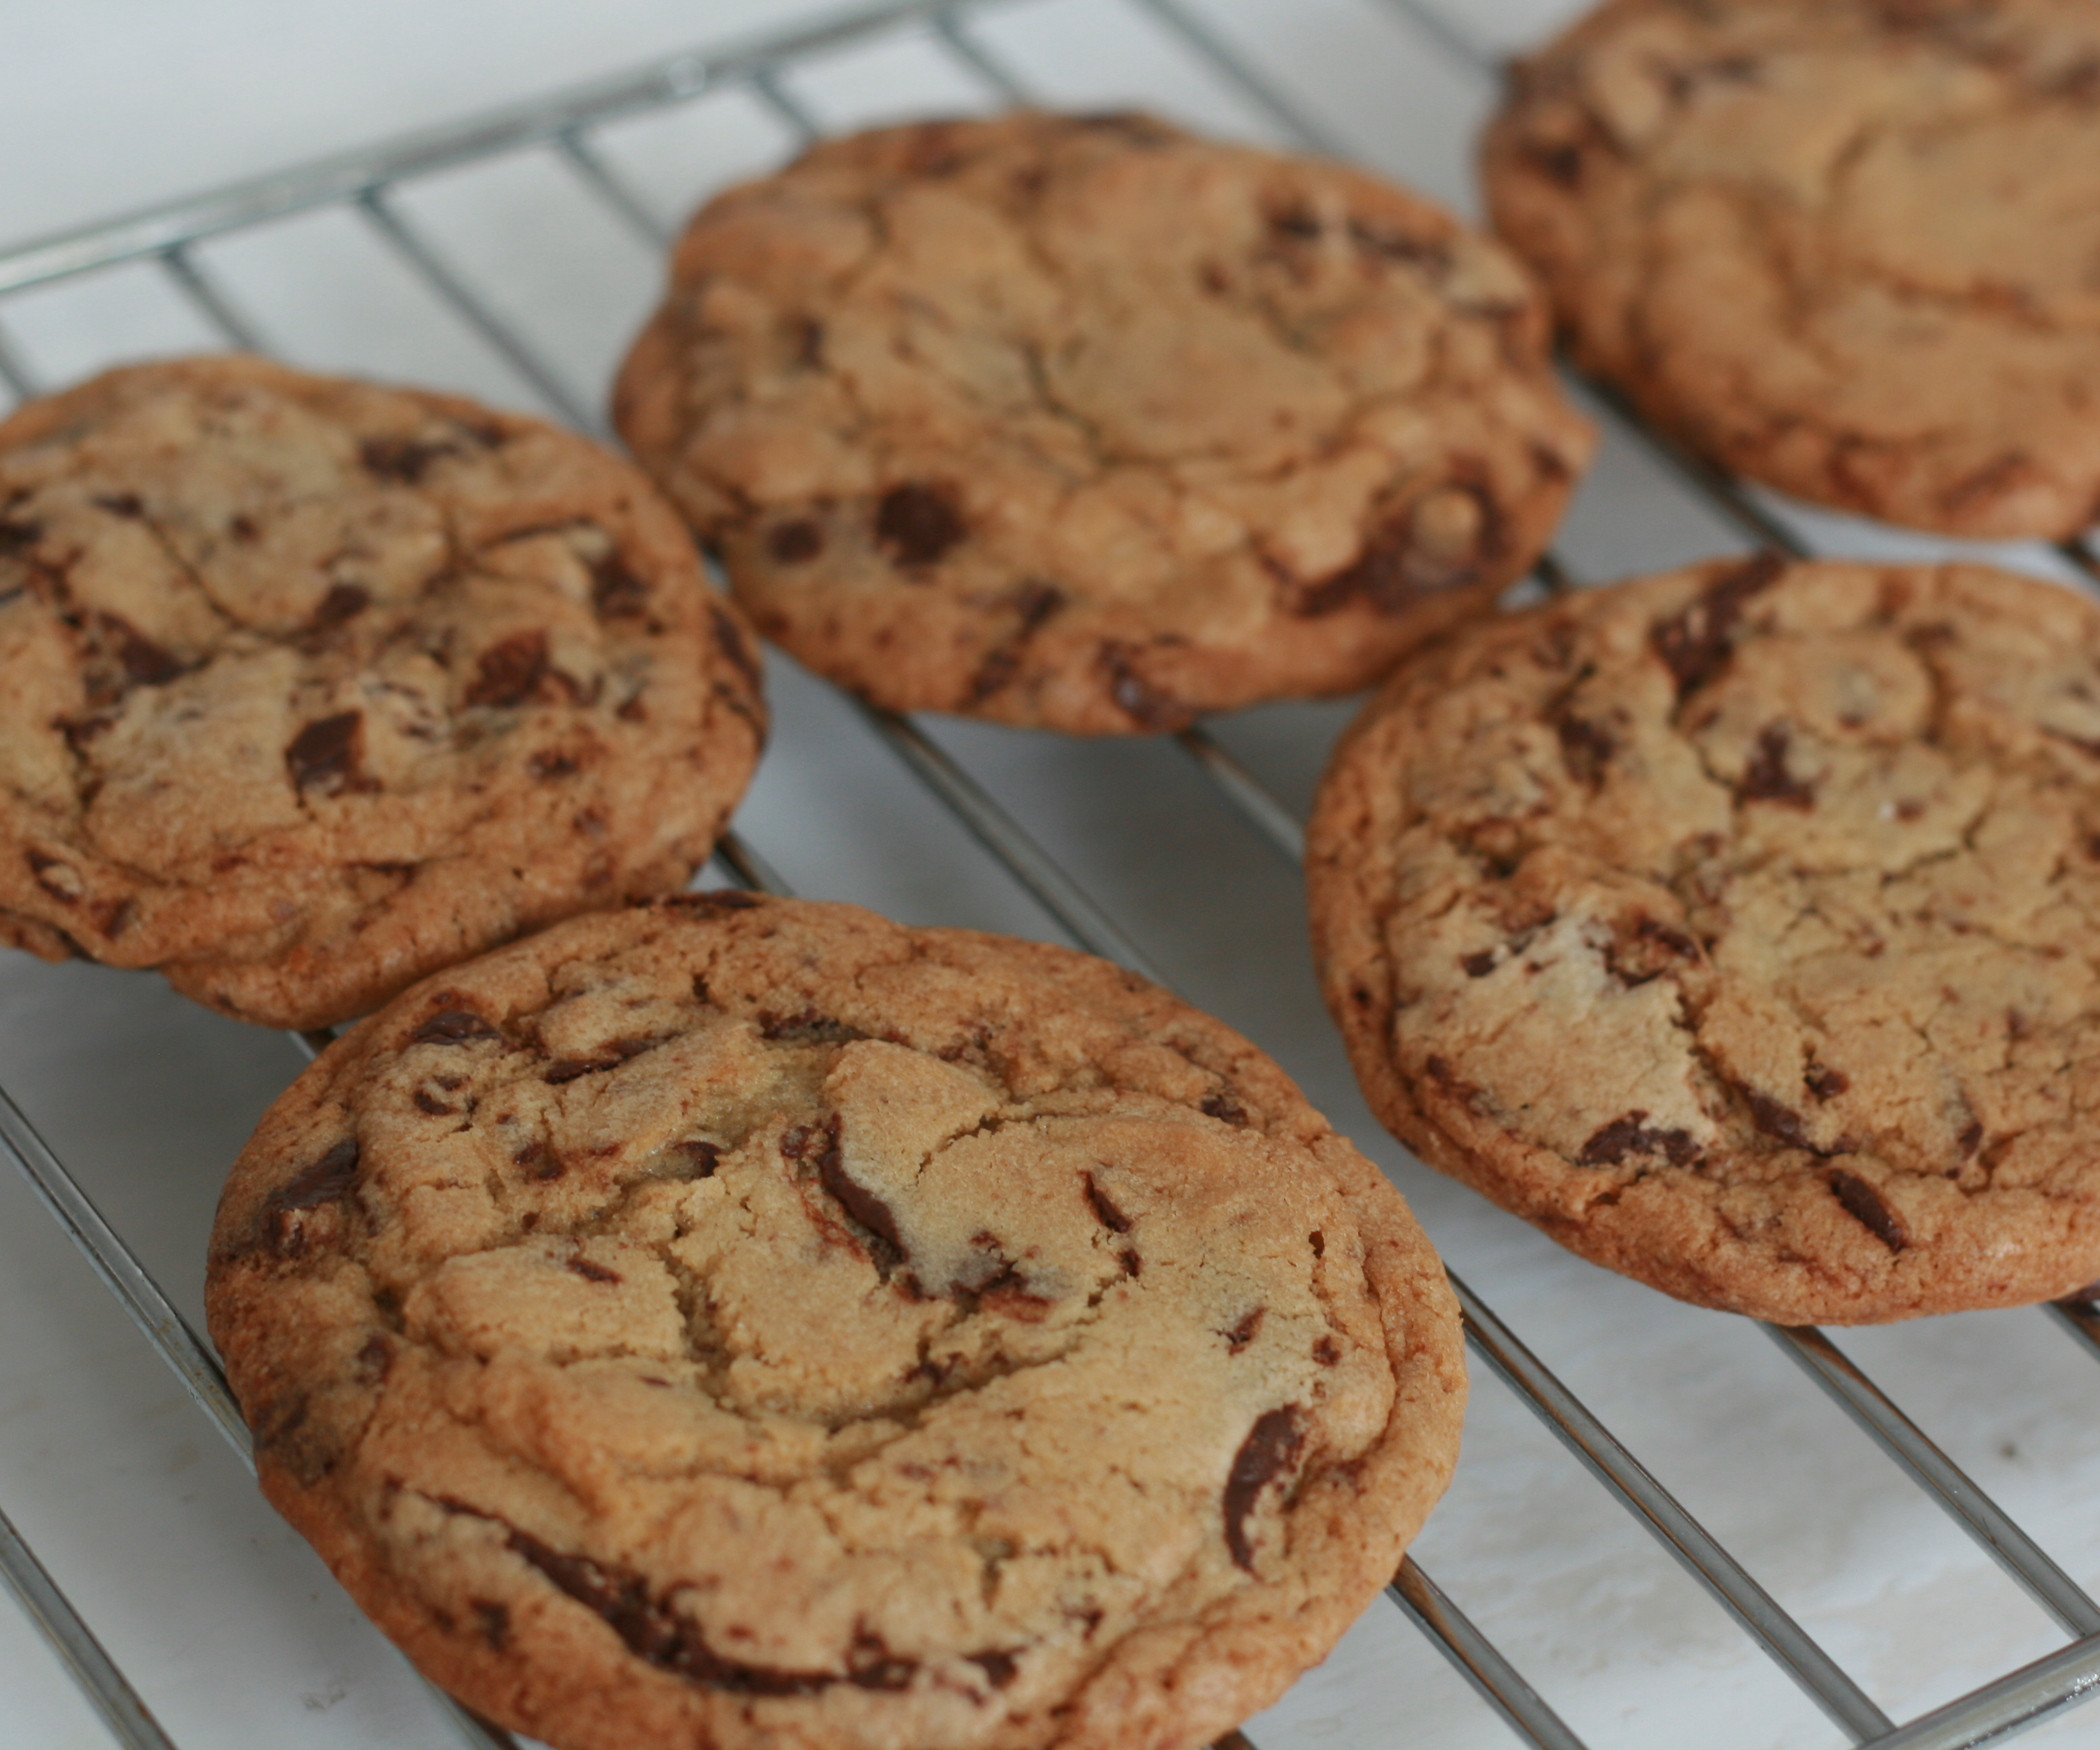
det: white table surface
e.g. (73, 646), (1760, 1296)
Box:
(2, 4), (2097, 1749)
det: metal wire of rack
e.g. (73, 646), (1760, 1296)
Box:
(1, 2), (2098, 1747)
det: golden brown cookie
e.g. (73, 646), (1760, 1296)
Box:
(614, 111), (1593, 733)
(0, 356), (764, 1030)
(206, 894), (1465, 1750)
(1483, 0), (2100, 539)
(1309, 555), (2100, 1323)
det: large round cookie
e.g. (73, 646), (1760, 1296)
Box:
(614, 112), (1593, 733)
(206, 895), (1466, 1750)
(1310, 555), (2100, 1323)
(0, 356), (764, 1029)
(1483, 0), (2100, 540)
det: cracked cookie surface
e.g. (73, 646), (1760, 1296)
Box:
(1483, 0), (2100, 539)
(614, 111), (1592, 732)
(0, 356), (764, 1028)
(1309, 556), (2100, 1322)
(206, 895), (1465, 1750)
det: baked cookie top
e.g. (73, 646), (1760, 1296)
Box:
(615, 111), (1592, 733)
(1309, 555), (2100, 1323)
(206, 896), (1465, 1750)
(1483, 0), (2100, 540)
(0, 356), (764, 1029)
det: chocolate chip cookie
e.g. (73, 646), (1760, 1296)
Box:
(0, 356), (764, 1030)
(1483, 0), (2100, 539)
(1309, 555), (2100, 1323)
(206, 894), (1465, 1750)
(614, 111), (1593, 732)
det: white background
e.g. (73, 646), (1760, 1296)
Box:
(1, 4), (2097, 1749)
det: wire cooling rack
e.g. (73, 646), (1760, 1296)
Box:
(2, 2), (2099, 1747)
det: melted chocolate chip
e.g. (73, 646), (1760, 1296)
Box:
(472, 1600), (511, 1652)
(1083, 1172), (1132, 1233)
(768, 518), (824, 564)
(1100, 643), (1191, 731)
(1651, 552), (1785, 700)
(1268, 204), (1321, 240)
(464, 630), (551, 708)
(310, 583), (370, 631)
(816, 1120), (908, 1271)
(1556, 712), (1616, 788)
(1806, 1065), (1850, 1101)
(1745, 1090), (1816, 1152)
(589, 552), (649, 620)
(262, 1139), (360, 1255)
(0, 515), (43, 557)
(1737, 723), (1816, 808)
(710, 605), (762, 694)
(286, 711), (377, 797)
(966, 580), (1066, 704)
(675, 1140), (722, 1179)
(1223, 1406), (1304, 1571)
(1201, 1091), (1249, 1126)
(513, 1139), (562, 1181)
(760, 1011), (868, 1045)
(1313, 1336), (1342, 1365)
(969, 1651), (1018, 1689)
(93, 492), (145, 519)
(1222, 1307), (1266, 1353)
(1828, 1169), (1906, 1251)
(1576, 1113), (1701, 1168)
(874, 483), (965, 568)
(567, 1256), (621, 1285)
(413, 1007), (500, 1045)
(359, 435), (461, 484)
(412, 1088), (457, 1116)
(1309, 1230), (1325, 1259)
(1461, 949), (1498, 978)
(97, 614), (183, 687)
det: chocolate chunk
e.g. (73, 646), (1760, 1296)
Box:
(567, 1256), (621, 1285)
(1556, 711), (1616, 787)
(464, 630), (551, 708)
(413, 1007), (500, 1045)
(359, 435), (460, 484)
(1082, 1171), (1132, 1233)
(817, 1123), (908, 1269)
(760, 1010), (868, 1045)
(1100, 643), (1191, 731)
(412, 1087), (457, 1116)
(286, 711), (377, 797)
(768, 519), (824, 564)
(874, 483), (965, 568)
(966, 580), (1065, 704)
(354, 1334), (391, 1384)
(1223, 1405), (1304, 1571)
(472, 1600), (510, 1651)
(1309, 1230), (1325, 1259)
(27, 851), (84, 904)
(513, 1139), (562, 1181)
(1525, 138), (1588, 188)
(674, 1140), (721, 1178)
(1221, 1307), (1265, 1353)
(1576, 1112), (1701, 1167)
(93, 492), (145, 519)
(968, 1651), (1018, 1689)
(1737, 722), (1816, 808)
(1805, 1064), (1850, 1101)
(588, 551), (650, 620)
(1745, 1089), (1816, 1152)
(1267, 203), (1321, 240)
(262, 1139), (361, 1255)
(0, 514), (43, 557)
(1201, 1091), (1249, 1126)
(1604, 915), (1700, 987)
(96, 614), (184, 687)
(1651, 551), (1785, 699)
(1313, 1336), (1342, 1365)
(1461, 949), (1498, 978)
(710, 605), (762, 694)
(1828, 1169), (1906, 1251)
(310, 583), (370, 631)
